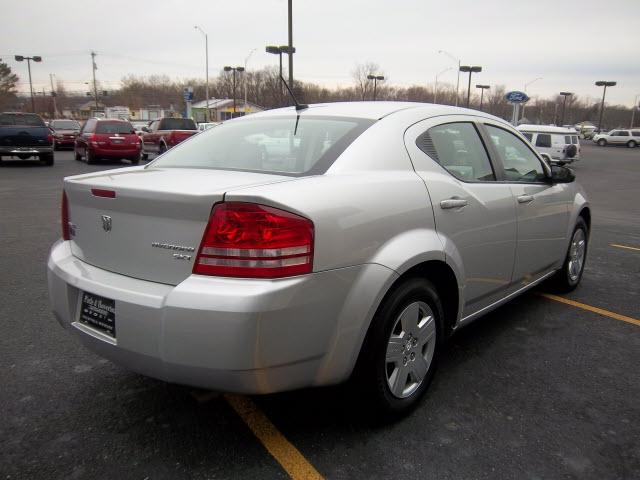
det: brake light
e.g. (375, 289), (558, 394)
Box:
(61, 190), (70, 240)
(193, 202), (314, 278)
(47, 133), (54, 144)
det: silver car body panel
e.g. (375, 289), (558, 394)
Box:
(47, 102), (590, 394)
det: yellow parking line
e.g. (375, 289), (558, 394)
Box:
(225, 394), (324, 480)
(610, 243), (640, 252)
(540, 293), (640, 327)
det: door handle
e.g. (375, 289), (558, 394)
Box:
(440, 198), (469, 209)
(517, 194), (534, 204)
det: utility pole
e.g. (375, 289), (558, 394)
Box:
(91, 51), (99, 111)
(559, 92), (572, 126)
(244, 48), (256, 115)
(595, 81), (616, 132)
(288, 0), (294, 90)
(194, 26), (209, 122)
(49, 73), (57, 117)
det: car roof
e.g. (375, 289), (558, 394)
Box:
(248, 101), (504, 122)
(517, 124), (577, 134)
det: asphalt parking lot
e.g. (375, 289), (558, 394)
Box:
(1, 143), (638, 480)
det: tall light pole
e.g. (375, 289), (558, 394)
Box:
(595, 81), (616, 132)
(476, 84), (490, 111)
(224, 66), (245, 113)
(194, 26), (209, 122)
(522, 77), (542, 120)
(266, 46), (284, 106)
(243, 48), (257, 114)
(366, 74), (385, 101)
(559, 92), (573, 126)
(459, 65), (482, 108)
(434, 67), (452, 104)
(90, 51), (99, 110)
(14, 55), (42, 113)
(438, 50), (460, 106)
(629, 94), (639, 129)
(287, 0), (294, 90)
(49, 73), (57, 117)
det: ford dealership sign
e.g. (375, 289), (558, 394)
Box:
(505, 91), (530, 103)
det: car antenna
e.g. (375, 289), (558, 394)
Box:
(280, 75), (308, 111)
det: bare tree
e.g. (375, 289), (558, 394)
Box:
(352, 62), (383, 101)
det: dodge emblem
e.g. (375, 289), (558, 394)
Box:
(101, 215), (112, 232)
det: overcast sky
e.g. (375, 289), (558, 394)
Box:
(2, 0), (639, 105)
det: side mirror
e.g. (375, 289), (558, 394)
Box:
(550, 165), (575, 184)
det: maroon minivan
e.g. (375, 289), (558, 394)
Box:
(74, 118), (142, 164)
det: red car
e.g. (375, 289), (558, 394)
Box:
(141, 117), (197, 159)
(50, 119), (81, 150)
(74, 118), (142, 164)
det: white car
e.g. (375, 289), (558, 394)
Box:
(517, 125), (580, 163)
(593, 129), (640, 148)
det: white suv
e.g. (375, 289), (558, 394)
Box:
(593, 129), (640, 148)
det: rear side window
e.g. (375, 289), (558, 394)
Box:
(632, 131), (640, 137)
(160, 118), (197, 130)
(522, 132), (533, 141)
(535, 134), (552, 148)
(417, 122), (495, 182)
(150, 116), (375, 176)
(0, 113), (45, 127)
(95, 122), (134, 134)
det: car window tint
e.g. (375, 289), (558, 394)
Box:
(571, 136), (578, 144)
(160, 118), (197, 130)
(620, 131), (630, 136)
(535, 134), (551, 148)
(417, 122), (495, 182)
(486, 125), (546, 183)
(95, 122), (134, 134)
(631, 131), (640, 137)
(564, 135), (571, 144)
(151, 116), (374, 176)
(0, 113), (45, 127)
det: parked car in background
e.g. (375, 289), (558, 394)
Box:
(141, 117), (197, 159)
(50, 119), (81, 150)
(0, 112), (54, 165)
(197, 122), (220, 132)
(592, 129), (640, 148)
(74, 118), (141, 164)
(517, 124), (580, 163)
(49, 102), (590, 416)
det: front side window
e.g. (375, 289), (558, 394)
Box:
(416, 122), (495, 182)
(150, 116), (374, 176)
(486, 125), (546, 183)
(535, 134), (552, 148)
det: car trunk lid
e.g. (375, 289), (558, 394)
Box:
(64, 167), (292, 285)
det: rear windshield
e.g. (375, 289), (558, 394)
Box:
(160, 118), (196, 130)
(149, 116), (375, 176)
(0, 113), (45, 127)
(95, 122), (135, 134)
(51, 120), (80, 130)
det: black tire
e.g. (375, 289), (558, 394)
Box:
(353, 277), (444, 418)
(141, 152), (149, 161)
(546, 217), (589, 293)
(597, 139), (607, 146)
(86, 150), (96, 165)
(74, 150), (82, 161)
(158, 142), (167, 155)
(130, 153), (140, 165)
(40, 152), (54, 166)
(627, 140), (637, 148)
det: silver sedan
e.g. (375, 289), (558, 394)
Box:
(47, 102), (590, 416)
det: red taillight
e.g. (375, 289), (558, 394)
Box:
(193, 202), (314, 278)
(47, 133), (54, 144)
(61, 190), (70, 240)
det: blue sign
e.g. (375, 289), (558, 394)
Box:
(183, 88), (193, 102)
(505, 91), (530, 103)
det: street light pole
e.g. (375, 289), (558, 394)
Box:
(559, 92), (573, 126)
(91, 51), (99, 110)
(459, 66), (482, 108)
(438, 50), (460, 106)
(434, 67), (452, 104)
(243, 48), (257, 114)
(224, 66), (245, 114)
(476, 84), (490, 111)
(522, 77), (542, 120)
(366, 74), (385, 101)
(266, 46), (286, 106)
(287, 0), (294, 90)
(595, 81), (616, 132)
(14, 55), (42, 113)
(630, 94), (639, 129)
(194, 26), (209, 122)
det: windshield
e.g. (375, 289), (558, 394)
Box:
(51, 120), (80, 130)
(161, 118), (196, 130)
(0, 113), (46, 127)
(150, 116), (375, 176)
(95, 122), (135, 134)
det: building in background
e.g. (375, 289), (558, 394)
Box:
(191, 98), (264, 123)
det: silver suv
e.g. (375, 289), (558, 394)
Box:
(593, 129), (640, 147)
(47, 102), (590, 416)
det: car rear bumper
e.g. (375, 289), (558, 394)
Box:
(47, 240), (396, 394)
(90, 146), (140, 157)
(0, 146), (53, 154)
